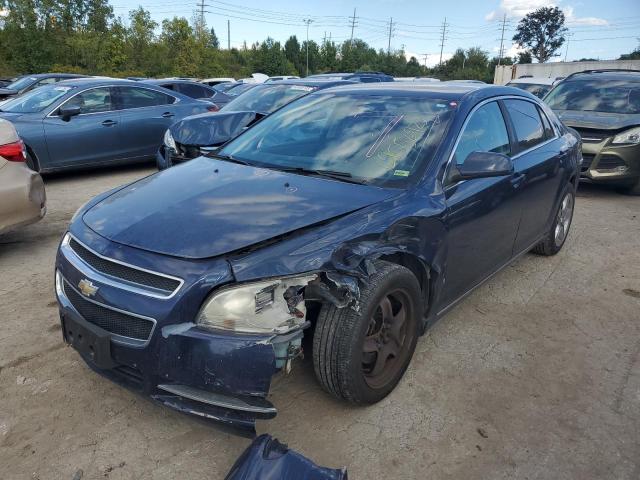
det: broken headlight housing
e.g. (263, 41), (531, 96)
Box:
(196, 274), (317, 334)
(163, 129), (177, 150)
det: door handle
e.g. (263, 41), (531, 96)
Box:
(101, 120), (117, 126)
(161, 112), (175, 118)
(510, 172), (526, 188)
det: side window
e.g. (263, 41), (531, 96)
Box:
(64, 88), (113, 114)
(538, 106), (555, 139)
(177, 83), (208, 98)
(453, 101), (511, 166)
(114, 87), (175, 110)
(504, 99), (545, 151)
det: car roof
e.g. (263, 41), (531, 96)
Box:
(309, 82), (532, 102)
(143, 79), (208, 86)
(563, 69), (640, 82)
(23, 73), (86, 79)
(256, 79), (355, 89)
(508, 77), (557, 85)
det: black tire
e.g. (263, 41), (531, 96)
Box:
(312, 261), (421, 404)
(531, 187), (575, 256)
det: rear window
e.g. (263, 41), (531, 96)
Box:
(545, 78), (640, 114)
(507, 82), (552, 98)
(222, 84), (315, 114)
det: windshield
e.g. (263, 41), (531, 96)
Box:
(508, 82), (552, 98)
(545, 79), (640, 114)
(1, 85), (73, 113)
(222, 84), (315, 114)
(219, 93), (454, 187)
(5, 76), (37, 91)
(213, 82), (236, 93)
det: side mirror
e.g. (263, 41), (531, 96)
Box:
(59, 106), (81, 121)
(455, 151), (513, 180)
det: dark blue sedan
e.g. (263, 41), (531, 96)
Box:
(0, 78), (216, 172)
(55, 83), (580, 432)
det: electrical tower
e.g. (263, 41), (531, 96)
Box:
(438, 17), (448, 66)
(349, 8), (357, 46)
(497, 13), (507, 66)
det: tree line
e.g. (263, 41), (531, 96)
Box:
(0, 0), (524, 81)
(1, 1), (635, 80)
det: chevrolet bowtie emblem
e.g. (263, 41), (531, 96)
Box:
(78, 279), (99, 297)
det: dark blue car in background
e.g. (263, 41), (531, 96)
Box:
(55, 82), (580, 432)
(0, 78), (216, 172)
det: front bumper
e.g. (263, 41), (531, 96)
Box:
(580, 141), (640, 186)
(55, 234), (304, 433)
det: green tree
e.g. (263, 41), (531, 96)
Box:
(209, 27), (220, 49)
(513, 6), (567, 63)
(516, 51), (532, 64)
(619, 45), (640, 60)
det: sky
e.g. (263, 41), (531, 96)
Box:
(104, 0), (640, 66)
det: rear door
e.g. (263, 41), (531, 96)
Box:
(112, 86), (179, 159)
(440, 100), (522, 308)
(502, 98), (566, 253)
(43, 87), (122, 168)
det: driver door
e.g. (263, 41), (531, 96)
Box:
(43, 87), (122, 169)
(439, 100), (522, 309)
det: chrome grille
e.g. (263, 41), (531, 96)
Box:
(574, 128), (613, 144)
(69, 237), (181, 295)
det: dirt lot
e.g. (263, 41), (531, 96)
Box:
(1, 165), (638, 479)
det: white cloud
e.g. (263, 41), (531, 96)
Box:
(485, 1), (608, 26)
(404, 51), (452, 68)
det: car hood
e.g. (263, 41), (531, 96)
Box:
(82, 157), (396, 259)
(0, 88), (18, 97)
(555, 110), (640, 131)
(170, 110), (260, 147)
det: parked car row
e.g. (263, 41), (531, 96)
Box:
(4, 67), (637, 436)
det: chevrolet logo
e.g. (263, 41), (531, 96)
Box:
(78, 279), (99, 297)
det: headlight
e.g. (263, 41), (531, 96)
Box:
(163, 129), (177, 150)
(612, 127), (640, 145)
(197, 274), (317, 334)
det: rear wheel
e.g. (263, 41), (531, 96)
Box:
(531, 188), (575, 256)
(312, 261), (421, 404)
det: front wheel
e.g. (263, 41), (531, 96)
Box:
(312, 261), (421, 404)
(531, 188), (575, 256)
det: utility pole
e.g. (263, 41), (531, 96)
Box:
(227, 19), (230, 49)
(497, 13), (507, 66)
(303, 19), (313, 76)
(198, 0), (205, 40)
(438, 17), (448, 66)
(422, 53), (429, 67)
(387, 17), (393, 55)
(564, 33), (572, 62)
(349, 8), (357, 46)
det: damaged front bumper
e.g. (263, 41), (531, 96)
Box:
(55, 267), (306, 434)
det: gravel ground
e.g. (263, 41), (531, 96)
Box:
(0, 165), (638, 479)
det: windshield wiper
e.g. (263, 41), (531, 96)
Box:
(277, 167), (367, 185)
(210, 153), (253, 166)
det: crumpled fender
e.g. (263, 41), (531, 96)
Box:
(170, 110), (261, 147)
(225, 434), (348, 480)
